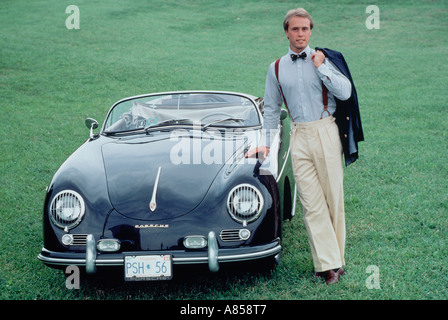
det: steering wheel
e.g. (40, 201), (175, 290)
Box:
(200, 112), (234, 122)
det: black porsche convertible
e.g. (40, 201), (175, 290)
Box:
(38, 91), (296, 281)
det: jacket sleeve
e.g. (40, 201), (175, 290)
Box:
(316, 47), (364, 166)
(316, 60), (352, 101)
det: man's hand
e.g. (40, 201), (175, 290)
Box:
(245, 146), (270, 159)
(311, 50), (325, 68)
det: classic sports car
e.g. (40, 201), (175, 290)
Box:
(38, 91), (296, 281)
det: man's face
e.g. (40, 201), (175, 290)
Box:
(285, 16), (312, 53)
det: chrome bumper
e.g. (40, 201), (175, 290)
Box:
(38, 232), (282, 274)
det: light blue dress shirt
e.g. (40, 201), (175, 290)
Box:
(263, 45), (352, 146)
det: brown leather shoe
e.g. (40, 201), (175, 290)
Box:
(315, 268), (344, 285)
(326, 268), (344, 285)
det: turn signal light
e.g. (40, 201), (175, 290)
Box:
(183, 236), (207, 249)
(97, 239), (121, 252)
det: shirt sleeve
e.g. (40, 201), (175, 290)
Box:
(262, 62), (283, 147)
(316, 59), (352, 101)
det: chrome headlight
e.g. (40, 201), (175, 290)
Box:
(49, 190), (86, 230)
(227, 184), (264, 224)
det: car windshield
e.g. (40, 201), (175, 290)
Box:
(103, 92), (261, 134)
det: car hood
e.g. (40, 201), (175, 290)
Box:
(101, 132), (250, 221)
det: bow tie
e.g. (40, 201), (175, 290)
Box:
(291, 52), (307, 61)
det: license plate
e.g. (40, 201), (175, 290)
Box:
(124, 255), (172, 281)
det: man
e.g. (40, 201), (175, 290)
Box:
(246, 8), (352, 284)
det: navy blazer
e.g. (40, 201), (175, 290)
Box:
(315, 47), (364, 166)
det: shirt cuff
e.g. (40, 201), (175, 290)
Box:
(316, 62), (331, 81)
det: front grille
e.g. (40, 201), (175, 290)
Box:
(220, 229), (242, 242)
(71, 234), (88, 246)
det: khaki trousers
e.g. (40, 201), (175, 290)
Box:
(290, 116), (345, 272)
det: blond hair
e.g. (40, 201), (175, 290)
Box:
(283, 8), (314, 31)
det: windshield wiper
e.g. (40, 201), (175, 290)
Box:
(202, 118), (244, 130)
(144, 118), (192, 132)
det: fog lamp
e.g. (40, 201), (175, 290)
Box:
(97, 239), (121, 252)
(61, 234), (74, 246)
(183, 236), (207, 249)
(239, 229), (251, 241)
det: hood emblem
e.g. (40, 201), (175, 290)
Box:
(149, 166), (162, 211)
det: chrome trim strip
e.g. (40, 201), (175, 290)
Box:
(217, 245), (281, 263)
(276, 146), (291, 183)
(291, 184), (297, 217)
(149, 166), (162, 212)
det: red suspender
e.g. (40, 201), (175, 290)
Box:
(320, 82), (329, 119)
(275, 58), (291, 118)
(274, 58), (329, 120)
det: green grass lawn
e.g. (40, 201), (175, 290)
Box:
(1, 0), (447, 301)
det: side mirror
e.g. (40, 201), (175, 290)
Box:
(85, 118), (99, 140)
(280, 109), (288, 121)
